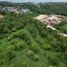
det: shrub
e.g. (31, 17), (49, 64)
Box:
(49, 65), (56, 67)
(29, 43), (40, 54)
(15, 41), (26, 50)
(27, 50), (34, 55)
(8, 34), (15, 41)
(27, 50), (34, 58)
(41, 43), (51, 50)
(32, 54), (39, 61)
(27, 50), (39, 61)
(10, 38), (26, 50)
(11, 27), (17, 32)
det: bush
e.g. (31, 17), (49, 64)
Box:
(11, 38), (26, 50)
(32, 54), (39, 61)
(49, 65), (56, 67)
(15, 41), (26, 50)
(29, 43), (40, 54)
(6, 50), (16, 61)
(27, 50), (34, 57)
(41, 43), (51, 50)
(27, 50), (39, 61)
(8, 33), (15, 41)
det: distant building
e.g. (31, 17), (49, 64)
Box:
(20, 9), (30, 13)
(0, 6), (31, 14)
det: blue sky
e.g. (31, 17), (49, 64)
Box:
(0, 0), (67, 3)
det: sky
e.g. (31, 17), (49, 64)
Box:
(0, 0), (67, 3)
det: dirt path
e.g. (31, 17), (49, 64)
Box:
(47, 25), (67, 37)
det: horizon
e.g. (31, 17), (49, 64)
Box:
(0, 0), (67, 3)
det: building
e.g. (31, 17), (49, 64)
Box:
(0, 6), (31, 14)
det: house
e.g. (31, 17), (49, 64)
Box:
(0, 6), (31, 14)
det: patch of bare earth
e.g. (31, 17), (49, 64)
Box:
(0, 14), (4, 19)
(34, 14), (67, 37)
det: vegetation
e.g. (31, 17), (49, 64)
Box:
(0, 2), (67, 67)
